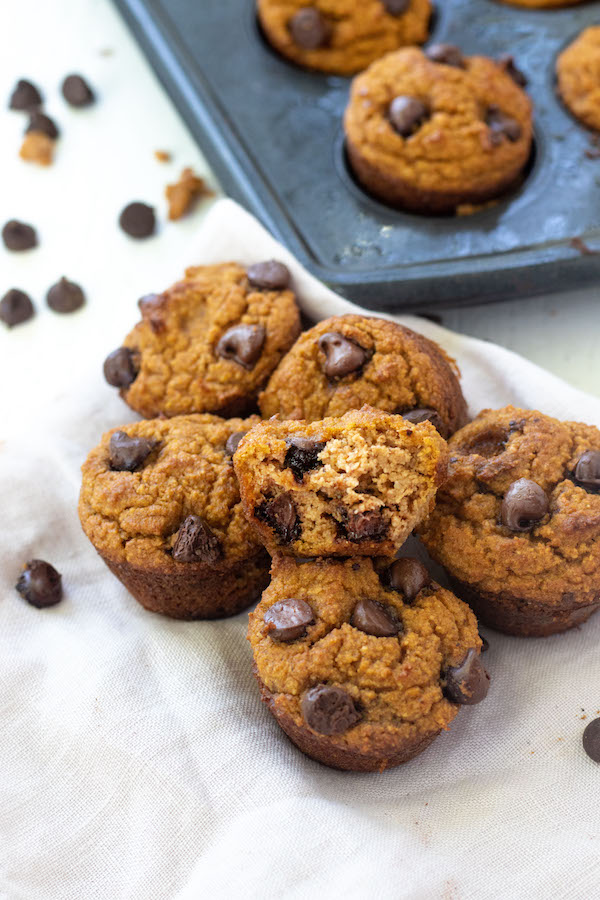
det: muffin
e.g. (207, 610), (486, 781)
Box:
(344, 45), (533, 214)
(557, 27), (600, 132)
(419, 406), (600, 636)
(79, 414), (270, 619)
(257, 0), (431, 76)
(259, 314), (467, 436)
(249, 555), (489, 772)
(234, 406), (448, 558)
(103, 261), (301, 419)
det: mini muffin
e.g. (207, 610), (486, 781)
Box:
(234, 406), (448, 558)
(257, 0), (431, 76)
(103, 261), (301, 419)
(557, 27), (600, 132)
(344, 45), (533, 214)
(79, 414), (270, 619)
(419, 406), (600, 637)
(249, 555), (488, 772)
(259, 314), (467, 436)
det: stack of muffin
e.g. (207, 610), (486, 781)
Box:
(79, 262), (600, 771)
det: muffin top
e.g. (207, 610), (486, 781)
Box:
(419, 406), (600, 603)
(79, 414), (264, 571)
(249, 555), (486, 757)
(557, 27), (600, 132)
(259, 314), (467, 435)
(344, 47), (533, 194)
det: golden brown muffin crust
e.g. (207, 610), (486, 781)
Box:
(557, 27), (600, 132)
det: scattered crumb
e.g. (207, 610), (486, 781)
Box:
(581, 715), (588, 720)
(99, 48), (114, 57)
(154, 150), (171, 163)
(165, 166), (212, 220)
(557, 737), (564, 742)
(570, 237), (597, 255)
(19, 131), (54, 166)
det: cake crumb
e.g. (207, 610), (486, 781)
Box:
(154, 149), (171, 163)
(165, 167), (212, 220)
(19, 131), (54, 166)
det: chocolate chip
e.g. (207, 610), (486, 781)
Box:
(486, 106), (522, 144)
(583, 718), (600, 763)
(16, 560), (62, 608)
(61, 74), (95, 107)
(172, 515), (222, 563)
(289, 8), (332, 49)
(109, 431), (158, 471)
(2, 219), (37, 251)
(216, 323), (265, 369)
(425, 44), (465, 68)
(9, 79), (42, 110)
(480, 635), (490, 653)
(46, 277), (85, 313)
(351, 598), (401, 637)
(443, 649), (489, 705)
(103, 347), (139, 388)
(385, 558), (430, 602)
(225, 431), (247, 457)
(497, 54), (527, 88)
(340, 510), (388, 543)
(401, 407), (445, 436)
(247, 260), (290, 291)
(264, 598), (314, 641)
(284, 436), (326, 481)
(501, 479), (548, 531)
(389, 96), (429, 137)
(26, 110), (59, 139)
(0, 289), (35, 327)
(573, 450), (600, 493)
(382, 0), (410, 14)
(301, 684), (361, 735)
(119, 202), (156, 238)
(318, 332), (369, 379)
(256, 494), (299, 544)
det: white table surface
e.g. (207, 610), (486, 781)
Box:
(2, 0), (599, 404)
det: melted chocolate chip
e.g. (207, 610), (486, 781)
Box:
(385, 558), (430, 602)
(583, 718), (600, 763)
(103, 347), (139, 388)
(264, 598), (314, 641)
(119, 202), (156, 238)
(172, 515), (222, 563)
(389, 96), (429, 137)
(109, 431), (157, 471)
(340, 510), (388, 543)
(497, 54), (527, 88)
(443, 649), (489, 705)
(382, 0), (410, 14)
(573, 450), (600, 493)
(425, 44), (465, 68)
(2, 219), (37, 251)
(216, 324), (265, 369)
(247, 260), (290, 291)
(46, 276), (85, 313)
(284, 436), (326, 481)
(401, 407), (445, 436)
(351, 598), (401, 637)
(16, 560), (62, 608)
(501, 479), (548, 532)
(0, 289), (34, 327)
(301, 684), (361, 735)
(486, 106), (522, 144)
(26, 110), (59, 139)
(61, 74), (95, 107)
(9, 79), (42, 110)
(256, 494), (300, 544)
(225, 430), (247, 457)
(318, 332), (369, 379)
(289, 8), (332, 50)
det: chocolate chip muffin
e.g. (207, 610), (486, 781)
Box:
(257, 0), (431, 76)
(259, 314), (467, 436)
(234, 406), (448, 558)
(557, 27), (600, 132)
(103, 261), (301, 419)
(79, 414), (270, 619)
(249, 555), (488, 771)
(419, 407), (600, 637)
(344, 46), (533, 214)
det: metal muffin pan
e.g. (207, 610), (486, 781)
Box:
(114, 0), (600, 311)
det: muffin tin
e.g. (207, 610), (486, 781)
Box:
(114, 0), (600, 311)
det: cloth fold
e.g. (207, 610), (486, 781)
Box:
(1, 199), (599, 900)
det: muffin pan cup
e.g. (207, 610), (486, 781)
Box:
(114, 0), (600, 311)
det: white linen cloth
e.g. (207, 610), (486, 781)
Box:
(1, 199), (600, 900)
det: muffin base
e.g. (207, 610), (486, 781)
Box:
(450, 577), (600, 637)
(256, 670), (440, 772)
(346, 138), (529, 215)
(101, 551), (271, 620)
